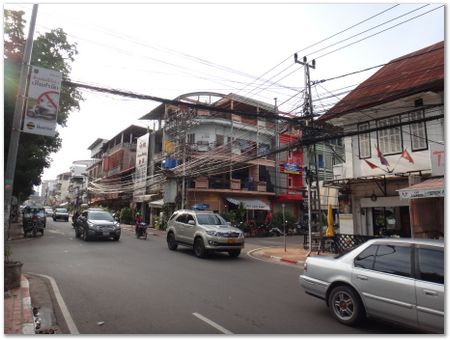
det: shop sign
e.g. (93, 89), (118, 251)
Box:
(430, 143), (444, 177)
(283, 162), (301, 174)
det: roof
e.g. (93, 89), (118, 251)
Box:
(139, 92), (283, 121)
(87, 138), (108, 150)
(397, 177), (444, 199)
(321, 41), (444, 121)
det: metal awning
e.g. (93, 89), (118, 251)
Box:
(397, 177), (444, 200)
(148, 199), (164, 208)
(226, 197), (270, 211)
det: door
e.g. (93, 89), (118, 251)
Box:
(174, 214), (188, 243)
(415, 247), (444, 333)
(183, 213), (197, 243)
(352, 244), (417, 328)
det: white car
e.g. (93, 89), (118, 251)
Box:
(166, 210), (244, 258)
(299, 238), (444, 333)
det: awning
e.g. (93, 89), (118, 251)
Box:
(397, 177), (444, 200)
(148, 199), (164, 208)
(226, 197), (270, 211)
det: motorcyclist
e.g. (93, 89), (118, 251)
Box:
(135, 211), (144, 236)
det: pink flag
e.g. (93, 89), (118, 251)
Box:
(375, 145), (390, 166)
(401, 149), (414, 164)
(364, 160), (379, 169)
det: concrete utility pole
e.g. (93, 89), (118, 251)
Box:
(294, 54), (324, 252)
(4, 5), (39, 240)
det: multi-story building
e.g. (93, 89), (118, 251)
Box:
(140, 92), (304, 226)
(87, 125), (148, 210)
(41, 179), (58, 206)
(68, 160), (96, 207)
(320, 41), (444, 238)
(55, 172), (71, 206)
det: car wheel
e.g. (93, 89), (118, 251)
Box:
(228, 249), (241, 258)
(53, 218), (56, 221)
(167, 232), (178, 250)
(193, 237), (207, 258)
(75, 228), (81, 238)
(328, 285), (364, 326)
(113, 236), (120, 241)
(41, 229), (44, 236)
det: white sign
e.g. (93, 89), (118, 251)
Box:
(430, 143), (444, 177)
(399, 188), (444, 200)
(133, 133), (149, 199)
(23, 66), (62, 137)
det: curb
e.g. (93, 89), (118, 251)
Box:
(259, 251), (304, 265)
(21, 275), (35, 334)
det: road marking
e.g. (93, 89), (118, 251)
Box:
(192, 313), (233, 334)
(27, 272), (79, 334)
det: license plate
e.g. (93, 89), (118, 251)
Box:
(103, 231), (110, 236)
(227, 239), (236, 244)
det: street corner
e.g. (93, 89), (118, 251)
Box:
(249, 247), (309, 266)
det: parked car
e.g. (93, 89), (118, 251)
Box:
(74, 208), (121, 241)
(44, 207), (54, 217)
(299, 238), (444, 333)
(166, 210), (244, 258)
(53, 208), (69, 222)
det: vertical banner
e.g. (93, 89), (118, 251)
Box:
(23, 66), (62, 137)
(133, 133), (150, 200)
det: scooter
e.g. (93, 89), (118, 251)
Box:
(135, 222), (148, 240)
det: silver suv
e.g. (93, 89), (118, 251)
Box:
(166, 210), (244, 258)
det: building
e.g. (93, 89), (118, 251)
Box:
(68, 160), (96, 208)
(41, 179), (58, 206)
(55, 172), (71, 206)
(320, 41), (444, 238)
(87, 125), (148, 210)
(140, 92), (304, 226)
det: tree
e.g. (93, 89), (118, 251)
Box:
(4, 9), (83, 201)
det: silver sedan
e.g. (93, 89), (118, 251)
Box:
(299, 238), (444, 333)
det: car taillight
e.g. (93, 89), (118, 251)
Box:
(303, 261), (307, 272)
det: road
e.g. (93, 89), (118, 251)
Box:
(10, 217), (413, 334)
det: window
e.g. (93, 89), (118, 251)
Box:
(288, 177), (293, 188)
(216, 134), (224, 146)
(185, 214), (195, 224)
(373, 244), (412, 277)
(377, 116), (402, 154)
(187, 133), (195, 145)
(417, 248), (444, 284)
(354, 245), (377, 269)
(358, 123), (371, 158)
(318, 154), (324, 168)
(176, 214), (187, 223)
(409, 110), (427, 151)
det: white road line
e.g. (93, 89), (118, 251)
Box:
(27, 272), (79, 334)
(192, 312), (233, 334)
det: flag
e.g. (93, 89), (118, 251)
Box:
(401, 148), (414, 164)
(375, 145), (390, 166)
(364, 160), (379, 169)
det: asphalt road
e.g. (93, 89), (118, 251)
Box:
(10, 217), (414, 334)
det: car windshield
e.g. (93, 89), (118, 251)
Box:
(56, 208), (67, 213)
(196, 214), (227, 225)
(88, 211), (114, 221)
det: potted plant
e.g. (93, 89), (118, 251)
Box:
(4, 244), (23, 291)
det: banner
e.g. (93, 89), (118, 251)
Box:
(133, 133), (149, 199)
(23, 66), (62, 137)
(283, 162), (302, 174)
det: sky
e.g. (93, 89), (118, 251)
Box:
(3, 1), (445, 182)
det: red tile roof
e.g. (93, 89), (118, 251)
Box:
(321, 41), (444, 121)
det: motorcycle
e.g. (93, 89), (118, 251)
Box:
(135, 222), (148, 240)
(22, 206), (46, 237)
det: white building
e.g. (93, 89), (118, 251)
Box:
(320, 41), (444, 238)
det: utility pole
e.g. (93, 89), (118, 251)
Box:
(274, 98), (279, 196)
(4, 5), (39, 240)
(294, 53), (324, 252)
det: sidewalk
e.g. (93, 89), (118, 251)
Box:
(251, 246), (334, 265)
(4, 275), (35, 334)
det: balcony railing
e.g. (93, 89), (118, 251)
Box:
(192, 177), (272, 192)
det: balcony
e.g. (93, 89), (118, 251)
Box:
(190, 177), (273, 193)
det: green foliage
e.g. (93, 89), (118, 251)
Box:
(160, 203), (175, 231)
(120, 207), (133, 224)
(4, 9), (82, 201)
(270, 211), (296, 229)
